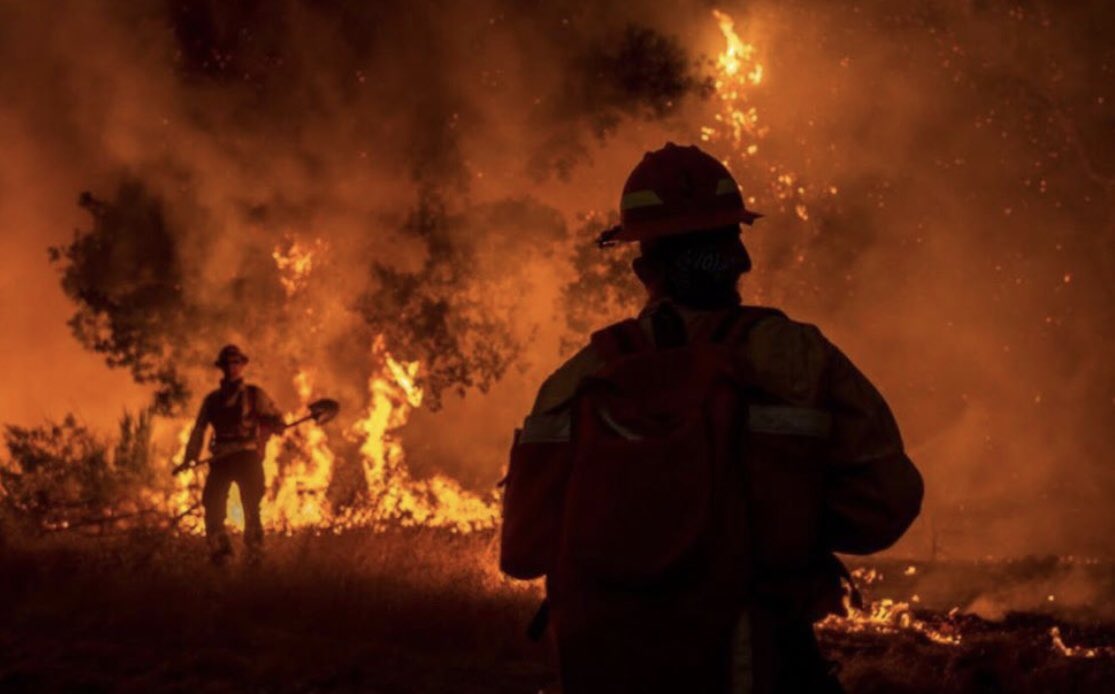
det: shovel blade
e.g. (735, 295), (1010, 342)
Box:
(307, 398), (340, 425)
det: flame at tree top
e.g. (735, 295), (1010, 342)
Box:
(705, 9), (766, 155)
(704, 9), (828, 222)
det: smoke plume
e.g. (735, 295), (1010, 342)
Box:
(1, 0), (1113, 557)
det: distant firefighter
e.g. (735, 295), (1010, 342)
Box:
(183, 344), (284, 565)
(500, 143), (923, 693)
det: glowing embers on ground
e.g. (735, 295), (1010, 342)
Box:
(1050, 626), (1115, 659)
(816, 567), (963, 646)
(818, 566), (1115, 659)
(817, 587), (964, 647)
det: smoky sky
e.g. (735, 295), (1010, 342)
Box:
(1, 0), (1114, 559)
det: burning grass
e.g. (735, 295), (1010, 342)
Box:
(818, 558), (1115, 693)
(1, 531), (1113, 693)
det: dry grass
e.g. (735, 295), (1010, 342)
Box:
(0, 531), (1112, 693)
(0, 529), (551, 693)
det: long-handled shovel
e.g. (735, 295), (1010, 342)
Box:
(172, 398), (340, 476)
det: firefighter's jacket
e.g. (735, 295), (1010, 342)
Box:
(504, 301), (923, 619)
(184, 379), (284, 463)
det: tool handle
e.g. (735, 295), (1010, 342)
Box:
(172, 409), (322, 475)
(172, 457), (208, 476)
(283, 414), (314, 430)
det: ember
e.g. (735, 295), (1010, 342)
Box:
(1050, 626), (1115, 659)
(817, 578), (964, 647)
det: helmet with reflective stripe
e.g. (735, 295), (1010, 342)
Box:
(597, 142), (761, 247)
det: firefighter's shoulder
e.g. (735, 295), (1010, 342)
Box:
(530, 343), (605, 415)
(743, 311), (831, 405)
(244, 383), (278, 407)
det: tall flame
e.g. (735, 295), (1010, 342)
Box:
(260, 369), (335, 531)
(167, 238), (498, 535)
(350, 338), (499, 532)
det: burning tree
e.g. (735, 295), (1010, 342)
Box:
(36, 8), (780, 538)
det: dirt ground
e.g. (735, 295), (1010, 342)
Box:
(1, 529), (1112, 693)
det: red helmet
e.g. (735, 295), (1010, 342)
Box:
(597, 143), (761, 247)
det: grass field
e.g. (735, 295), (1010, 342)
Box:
(1, 529), (1113, 693)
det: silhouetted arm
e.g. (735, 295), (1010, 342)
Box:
(251, 386), (285, 431)
(183, 397), (210, 464)
(500, 345), (602, 579)
(821, 342), (924, 554)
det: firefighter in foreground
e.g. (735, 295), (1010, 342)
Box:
(183, 345), (284, 565)
(499, 143), (923, 693)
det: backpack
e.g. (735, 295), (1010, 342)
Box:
(555, 306), (784, 590)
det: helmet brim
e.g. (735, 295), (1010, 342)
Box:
(597, 207), (762, 248)
(215, 356), (249, 368)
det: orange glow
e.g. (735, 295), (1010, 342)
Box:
(705, 10), (766, 152)
(1050, 626), (1115, 659)
(166, 239), (500, 535)
(816, 571), (963, 646)
(350, 337), (499, 532)
(706, 9), (818, 222)
(272, 239), (325, 297)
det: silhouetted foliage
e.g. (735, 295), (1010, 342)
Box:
(529, 24), (707, 180)
(360, 192), (568, 409)
(560, 215), (642, 350)
(579, 24), (704, 130)
(49, 184), (192, 414)
(0, 411), (160, 533)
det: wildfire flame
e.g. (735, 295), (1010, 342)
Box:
(816, 571), (963, 647)
(167, 240), (498, 536)
(705, 10), (766, 154)
(347, 338), (499, 533)
(705, 9), (826, 225)
(818, 593), (964, 647)
(272, 238), (325, 297)
(259, 369), (334, 531)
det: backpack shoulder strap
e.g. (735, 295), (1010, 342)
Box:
(711, 305), (787, 345)
(590, 318), (652, 363)
(244, 384), (259, 418)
